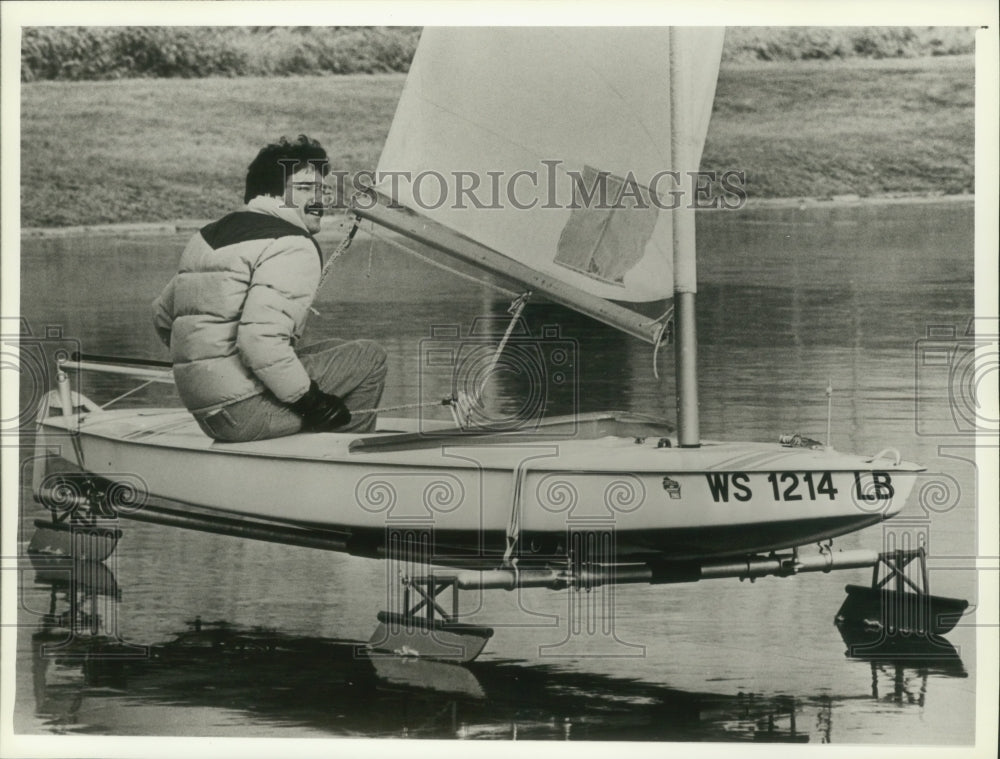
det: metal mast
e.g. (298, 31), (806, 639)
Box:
(669, 27), (701, 448)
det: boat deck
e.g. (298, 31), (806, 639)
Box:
(40, 406), (923, 474)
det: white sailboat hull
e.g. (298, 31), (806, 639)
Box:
(34, 407), (921, 567)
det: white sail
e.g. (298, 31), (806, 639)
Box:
(374, 27), (725, 310)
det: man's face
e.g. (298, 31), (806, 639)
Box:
(284, 165), (325, 234)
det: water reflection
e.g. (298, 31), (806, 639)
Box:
(22, 555), (968, 741)
(16, 200), (978, 741)
(835, 623), (967, 708)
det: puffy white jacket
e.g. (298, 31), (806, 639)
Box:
(152, 197), (321, 415)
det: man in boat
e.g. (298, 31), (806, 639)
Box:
(151, 135), (387, 442)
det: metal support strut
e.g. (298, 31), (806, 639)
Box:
(837, 547), (968, 639)
(368, 573), (494, 663)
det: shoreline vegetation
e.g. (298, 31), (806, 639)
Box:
(21, 27), (975, 82)
(20, 27), (974, 229)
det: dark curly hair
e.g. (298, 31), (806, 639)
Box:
(243, 134), (329, 203)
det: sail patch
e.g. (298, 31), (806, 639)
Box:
(555, 166), (660, 285)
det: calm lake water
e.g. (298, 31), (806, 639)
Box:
(12, 200), (979, 743)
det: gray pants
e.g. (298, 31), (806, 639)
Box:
(197, 338), (388, 442)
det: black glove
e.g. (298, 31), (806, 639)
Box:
(289, 381), (351, 431)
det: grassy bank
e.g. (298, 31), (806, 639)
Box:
(21, 55), (973, 228)
(705, 56), (973, 199)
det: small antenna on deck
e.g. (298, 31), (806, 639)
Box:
(825, 379), (834, 451)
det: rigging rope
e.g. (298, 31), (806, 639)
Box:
(477, 292), (530, 400)
(500, 447), (558, 571)
(502, 463), (527, 572)
(352, 398), (454, 416)
(302, 209), (532, 422)
(448, 291), (531, 427)
(651, 304), (674, 380)
(306, 215), (361, 322)
(318, 216), (360, 292)
(351, 291), (533, 422)
(100, 378), (158, 409)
